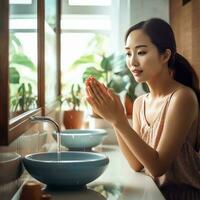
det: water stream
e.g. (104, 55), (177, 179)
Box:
(29, 116), (62, 162)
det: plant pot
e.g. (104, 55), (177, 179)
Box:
(63, 110), (84, 129)
(125, 95), (133, 117)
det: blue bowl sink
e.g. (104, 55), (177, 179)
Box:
(53, 129), (107, 150)
(23, 151), (109, 188)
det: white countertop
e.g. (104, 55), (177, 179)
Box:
(39, 145), (165, 200)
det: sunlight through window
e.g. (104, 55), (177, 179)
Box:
(68, 0), (112, 6)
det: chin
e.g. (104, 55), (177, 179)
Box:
(133, 76), (146, 83)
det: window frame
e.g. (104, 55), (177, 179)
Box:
(0, 0), (61, 145)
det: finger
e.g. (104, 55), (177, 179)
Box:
(101, 83), (108, 92)
(89, 81), (106, 104)
(87, 86), (101, 106)
(88, 77), (108, 96)
(85, 76), (94, 86)
(115, 95), (122, 104)
(86, 96), (95, 107)
(93, 81), (108, 103)
(111, 93), (125, 112)
(107, 89), (116, 101)
(86, 86), (90, 97)
(86, 96), (100, 111)
(94, 80), (107, 94)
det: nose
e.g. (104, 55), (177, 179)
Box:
(130, 54), (139, 67)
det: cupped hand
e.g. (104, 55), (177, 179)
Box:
(85, 77), (126, 126)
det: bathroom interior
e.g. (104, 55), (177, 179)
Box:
(0, 0), (200, 199)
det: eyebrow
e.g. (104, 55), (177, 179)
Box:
(125, 45), (148, 50)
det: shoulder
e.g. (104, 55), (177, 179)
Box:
(168, 86), (198, 118)
(134, 93), (148, 107)
(171, 87), (198, 106)
(132, 93), (148, 116)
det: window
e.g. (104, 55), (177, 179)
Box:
(0, 0), (60, 145)
(61, 0), (113, 105)
(45, 0), (59, 105)
(68, 0), (112, 6)
(9, 0), (38, 118)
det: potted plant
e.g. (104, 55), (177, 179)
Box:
(111, 54), (149, 117)
(81, 53), (128, 117)
(58, 84), (84, 129)
(82, 53), (148, 117)
(10, 83), (37, 117)
(70, 34), (148, 117)
(9, 33), (37, 118)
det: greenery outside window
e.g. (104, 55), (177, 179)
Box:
(9, 1), (38, 118)
(0, 0), (60, 145)
(61, 0), (112, 109)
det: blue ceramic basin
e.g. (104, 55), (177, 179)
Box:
(53, 129), (107, 150)
(23, 151), (109, 187)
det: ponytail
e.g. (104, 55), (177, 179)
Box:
(172, 53), (200, 105)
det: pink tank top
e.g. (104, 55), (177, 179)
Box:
(139, 91), (200, 189)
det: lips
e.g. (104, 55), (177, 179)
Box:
(132, 69), (143, 76)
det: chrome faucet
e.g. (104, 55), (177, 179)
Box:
(29, 116), (60, 133)
(29, 116), (61, 152)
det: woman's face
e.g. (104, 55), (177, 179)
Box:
(125, 29), (165, 83)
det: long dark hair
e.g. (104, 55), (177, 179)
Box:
(125, 18), (200, 104)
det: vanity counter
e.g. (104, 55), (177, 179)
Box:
(13, 145), (165, 200)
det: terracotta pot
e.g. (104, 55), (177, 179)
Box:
(63, 110), (84, 129)
(125, 95), (133, 117)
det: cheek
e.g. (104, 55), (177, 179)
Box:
(126, 57), (130, 68)
(126, 57), (132, 72)
(147, 63), (162, 77)
(142, 56), (163, 76)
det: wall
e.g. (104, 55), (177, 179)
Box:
(117, 0), (169, 53)
(170, 0), (200, 78)
(130, 0), (169, 24)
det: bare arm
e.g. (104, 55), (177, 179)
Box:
(115, 130), (144, 171)
(114, 97), (144, 172)
(86, 78), (198, 177)
(113, 88), (198, 177)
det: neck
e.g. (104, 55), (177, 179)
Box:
(146, 70), (179, 99)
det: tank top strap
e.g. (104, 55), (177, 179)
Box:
(142, 89), (182, 127)
(161, 88), (182, 123)
(141, 93), (150, 124)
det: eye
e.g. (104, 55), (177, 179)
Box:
(126, 52), (132, 57)
(138, 51), (146, 55)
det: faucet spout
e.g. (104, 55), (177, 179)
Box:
(29, 116), (61, 153)
(29, 116), (60, 133)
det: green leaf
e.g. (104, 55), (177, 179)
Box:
(141, 83), (149, 93)
(27, 83), (32, 95)
(11, 54), (36, 70)
(87, 34), (108, 54)
(108, 75), (127, 93)
(70, 55), (97, 69)
(126, 81), (137, 100)
(100, 54), (114, 71)
(9, 67), (20, 84)
(9, 33), (22, 55)
(111, 54), (126, 73)
(18, 83), (25, 96)
(82, 67), (104, 82)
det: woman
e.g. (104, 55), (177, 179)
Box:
(86, 18), (200, 199)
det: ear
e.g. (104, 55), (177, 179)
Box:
(162, 49), (171, 64)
